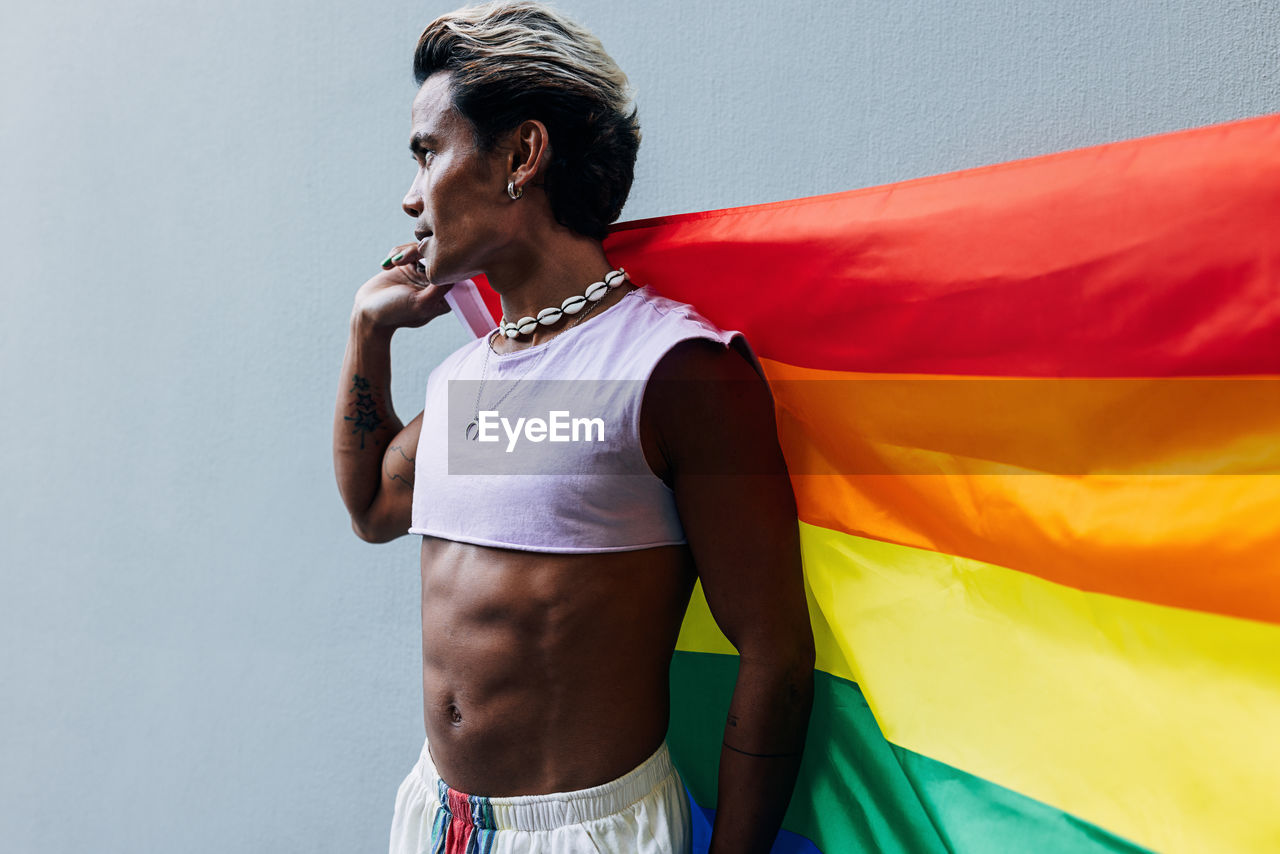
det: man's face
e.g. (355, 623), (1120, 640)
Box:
(402, 72), (510, 285)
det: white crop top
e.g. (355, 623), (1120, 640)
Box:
(408, 285), (756, 553)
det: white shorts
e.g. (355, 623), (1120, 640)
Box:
(388, 737), (693, 854)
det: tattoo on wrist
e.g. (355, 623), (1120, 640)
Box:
(722, 741), (802, 759)
(344, 374), (384, 450)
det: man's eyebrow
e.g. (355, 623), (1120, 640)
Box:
(409, 133), (439, 155)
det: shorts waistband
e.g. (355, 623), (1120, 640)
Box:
(415, 738), (678, 832)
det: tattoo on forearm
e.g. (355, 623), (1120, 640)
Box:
(385, 444), (415, 489)
(344, 374), (384, 450)
(722, 741), (803, 759)
(727, 714), (739, 728)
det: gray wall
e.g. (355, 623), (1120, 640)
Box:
(2, 1), (1275, 851)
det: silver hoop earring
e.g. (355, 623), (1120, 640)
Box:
(507, 180), (523, 200)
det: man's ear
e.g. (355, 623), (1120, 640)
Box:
(506, 119), (551, 195)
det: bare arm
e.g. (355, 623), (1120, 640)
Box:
(643, 339), (815, 854)
(333, 242), (452, 542)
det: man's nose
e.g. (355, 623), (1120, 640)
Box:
(402, 183), (423, 217)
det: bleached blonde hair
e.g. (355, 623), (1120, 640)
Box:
(414, 1), (641, 240)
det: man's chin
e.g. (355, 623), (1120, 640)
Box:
(420, 259), (478, 289)
(415, 256), (448, 285)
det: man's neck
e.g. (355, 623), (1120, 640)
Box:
(485, 228), (624, 352)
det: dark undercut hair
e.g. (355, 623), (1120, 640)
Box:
(413, 1), (641, 241)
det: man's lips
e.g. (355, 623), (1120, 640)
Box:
(414, 234), (431, 272)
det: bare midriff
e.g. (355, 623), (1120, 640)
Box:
(419, 535), (697, 797)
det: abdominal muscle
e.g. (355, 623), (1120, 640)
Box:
(419, 535), (697, 797)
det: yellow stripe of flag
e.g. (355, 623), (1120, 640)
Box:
(678, 522), (1280, 853)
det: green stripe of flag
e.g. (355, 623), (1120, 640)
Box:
(668, 651), (1153, 854)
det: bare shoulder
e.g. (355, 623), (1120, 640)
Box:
(649, 334), (763, 383)
(640, 336), (783, 483)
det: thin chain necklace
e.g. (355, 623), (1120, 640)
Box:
(463, 287), (610, 440)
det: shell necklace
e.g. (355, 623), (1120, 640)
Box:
(497, 268), (629, 339)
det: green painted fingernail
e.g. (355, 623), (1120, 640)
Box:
(392, 252), (405, 262)
(381, 255), (393, 266)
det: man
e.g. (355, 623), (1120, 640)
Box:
(333, 3), (814, 851)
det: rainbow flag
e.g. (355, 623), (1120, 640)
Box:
(599, 114), (1280, 853)
(467, 113), (1279, 852)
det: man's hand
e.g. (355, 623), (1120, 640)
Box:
(355, 240), (454, 331)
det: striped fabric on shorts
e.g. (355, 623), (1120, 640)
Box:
(388, 737), (692, 854)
